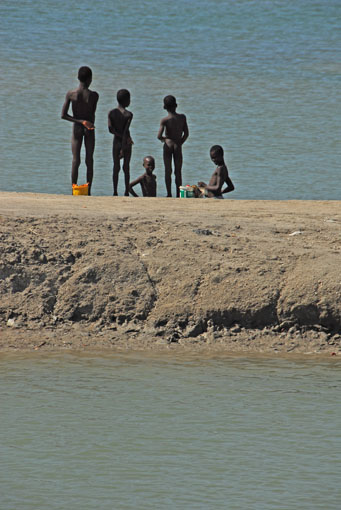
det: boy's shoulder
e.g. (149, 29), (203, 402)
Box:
(162, 111), (186, 122)
(90, 89), (99, 100)
(109, 106), (131, 117)
(66, 87), (79, 99)
(217, 163), (228, 175)
(161, 112), (172, 122)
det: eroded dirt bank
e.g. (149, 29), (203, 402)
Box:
(0, 192), (340, 354)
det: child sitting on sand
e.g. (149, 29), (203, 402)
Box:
(108, 89), (134, 196)
(198, 145), (234, 198)
(129, 156), (157, 197)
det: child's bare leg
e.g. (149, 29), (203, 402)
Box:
(113, 140), (121, 196)
(71, 125), (83, 186)
(122, 146), (132, 196)
(173, 144), (183, 198)
(163, 143), (173, 197)
(84, 130), (95, 195)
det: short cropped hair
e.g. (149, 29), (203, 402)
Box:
(210, 145), (224, 157)
(117, 89), (130, 104)
(163, 95), (177, 110)
(78, 66), (92, 82)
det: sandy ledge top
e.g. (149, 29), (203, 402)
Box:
(0, 191), (340, 356)
(1, 190), (340, 221)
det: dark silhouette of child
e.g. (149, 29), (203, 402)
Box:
(61, 66), (99, 195)
(198, 145), (234, 198)
(157, 95), (189, 197)
(129, 156), (157, 197)
(108, 89), (133, 196)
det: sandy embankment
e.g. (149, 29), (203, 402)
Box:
(0, 191), (340, 355)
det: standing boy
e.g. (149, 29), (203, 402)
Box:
(61, 66), (99, 195)
(198, 145), (235, 198)
(157, 95), (189, 197)
(129, 156), (157, 197)
(108, 89), (133, 196)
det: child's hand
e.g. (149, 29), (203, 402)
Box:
(82, 120), (95, 130)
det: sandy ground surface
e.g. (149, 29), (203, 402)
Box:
(0, 191), (340, 356)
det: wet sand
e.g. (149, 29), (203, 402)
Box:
(0, 191), (340, 355)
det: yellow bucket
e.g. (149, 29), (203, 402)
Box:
(72, 183), (89, 196)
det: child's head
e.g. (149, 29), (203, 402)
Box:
(210, 145), (224, 165)
(143, 156), (155, 174)
(117, 89), (131, 107)
(163, 95), (177, 112)
(78, 66), (92, 85)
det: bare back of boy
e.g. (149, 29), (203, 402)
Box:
(108, 105), (133, 195)
(108, 107), (132, 153)
(62, 85), (98, 193)
(158, 112), (188, 197)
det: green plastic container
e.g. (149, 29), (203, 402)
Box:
(180, 186), (194, 198)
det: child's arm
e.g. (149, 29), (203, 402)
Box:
(181, 115), (189, 145)
(61, 92), (94, 130)
(157, 118), (166, 142)
(129, 175), (143, 197)
(108, 110), (121, 136)
(205, 167), (225, 193)
(122, 113), (133, 150)
(221, 175), (235, 194)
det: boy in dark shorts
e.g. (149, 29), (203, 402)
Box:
(129, 156), (157, 197)
(198, 145), (235, 198)
(108, 89), (133, 196)
(157, 95), (189, 197)
(61, 66), (99, 195)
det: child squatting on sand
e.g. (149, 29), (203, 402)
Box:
(61, 66), (99, 196)
(108, 89), (134, 196)
(129, 156), (157, 197)
(157, 95), (189, 198)
(198, 145), (234, 199)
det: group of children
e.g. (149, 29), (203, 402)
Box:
(61, 66), (234, 198)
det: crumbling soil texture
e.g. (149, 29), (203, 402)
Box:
(0, 192), (340, 355)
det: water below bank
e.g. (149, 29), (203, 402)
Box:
(1, 353), (340, 510)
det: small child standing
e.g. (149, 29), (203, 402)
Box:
(198, 145), (234, 198)
(129, 156), (157, 197)
(108, 89), (133, 196)
(157, 95), (189, 198)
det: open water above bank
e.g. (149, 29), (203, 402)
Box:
(1, 0), (340, 199)
(1, 353), (340, 509)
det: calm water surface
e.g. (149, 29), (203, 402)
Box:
(1, 353), (340, 509)
(1, 0), (340, 199)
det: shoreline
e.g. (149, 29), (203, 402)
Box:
(0, 191), (340, 356)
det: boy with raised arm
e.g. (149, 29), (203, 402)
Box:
(198, 145), (235, 198)
(157, 95), (189, 197)
(61, 66), (99, 195)
(129, 156), (157, 197)
(108, 89), (133, 196)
